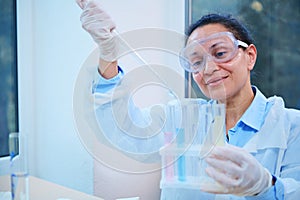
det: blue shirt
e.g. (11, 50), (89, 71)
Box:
(227, 87), (273, 147)
(93, 69), (300, 200)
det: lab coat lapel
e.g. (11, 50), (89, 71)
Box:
(244, 97), (288, 153)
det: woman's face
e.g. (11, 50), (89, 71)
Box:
(188, 24), (256, 102)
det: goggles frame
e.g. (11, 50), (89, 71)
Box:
(180, 32), (249, 73)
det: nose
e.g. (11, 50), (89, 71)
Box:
(203, 59), (219, 74)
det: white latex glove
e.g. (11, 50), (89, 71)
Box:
(76, 0), (118, 62)
(201, 144), (272, 196)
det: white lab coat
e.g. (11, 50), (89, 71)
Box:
(92, 74), (300, 199)
(161, 96), (300, 200)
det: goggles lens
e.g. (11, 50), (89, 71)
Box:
(179, 32), (248, 73)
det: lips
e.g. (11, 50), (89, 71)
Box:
(205, 75), (228, 86)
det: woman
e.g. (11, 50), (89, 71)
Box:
(161, 13), (300, 199)
(77, 0), (300, 199)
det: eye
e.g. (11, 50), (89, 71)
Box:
(192, 60), (202, 67)
(214, 50), (228, 59)
(190, 54), (204, 67)
(190, 59), (204, 72)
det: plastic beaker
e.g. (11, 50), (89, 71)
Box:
(160, 99), (226, 190)
(9, 132), (29, 200)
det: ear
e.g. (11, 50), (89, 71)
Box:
(245, 44), (257, 70)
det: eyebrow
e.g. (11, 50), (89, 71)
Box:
(187, 39), (227, 58)
(209, 41), (225, 51)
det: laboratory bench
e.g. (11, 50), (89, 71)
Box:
(0, 175), (103, 200)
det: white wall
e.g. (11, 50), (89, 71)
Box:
(16, 0), (185, 195)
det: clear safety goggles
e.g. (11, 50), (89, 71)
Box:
(179, 32), (249, 73)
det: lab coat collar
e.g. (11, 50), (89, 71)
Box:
(240, 86), (268, 131)
(244, 96), (289, 153)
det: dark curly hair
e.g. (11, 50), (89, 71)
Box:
(186, 13), (254, 45)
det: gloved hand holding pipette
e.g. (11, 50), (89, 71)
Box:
(77, 0), (118, 62)
(201, 144), (272, 196)
(76, 0), (119, 78)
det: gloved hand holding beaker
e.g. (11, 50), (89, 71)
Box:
(201, 144), (272, 196)
(76, 0), (118, 62)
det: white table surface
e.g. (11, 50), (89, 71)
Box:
(0, 175), (103, 200)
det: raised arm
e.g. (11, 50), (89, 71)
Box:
(77, 0), (118, 79)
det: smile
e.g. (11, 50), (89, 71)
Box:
(206, 75), (228, 86)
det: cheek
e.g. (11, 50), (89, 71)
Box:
(192, 69), (231, 100)
(192, 73), (209, 94)
(192, 73), (204, 86)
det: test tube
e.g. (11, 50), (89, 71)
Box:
(198, 104), (225, 159)
(211, 104), (226, 146)
(163, 132), (174, 182)
(176, 128), (186, 182)
(163, 102), (176, 182)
